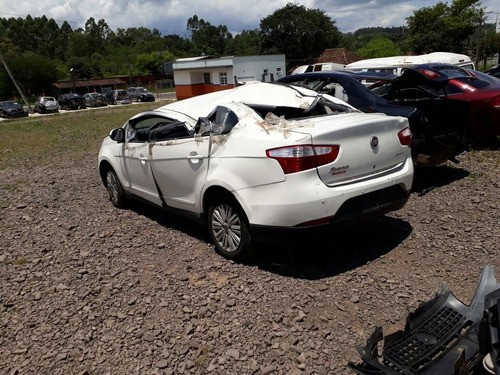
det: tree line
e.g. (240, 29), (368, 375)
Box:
(0, 0), (498, 99)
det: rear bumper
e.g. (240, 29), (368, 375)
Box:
(249, 185), (409, 241)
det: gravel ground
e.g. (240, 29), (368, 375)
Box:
(0, 149), (499, 375)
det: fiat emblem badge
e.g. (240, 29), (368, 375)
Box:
(370, 136), (379, 149)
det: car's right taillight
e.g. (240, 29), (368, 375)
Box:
(266, 144), (340, 174)
(398, 127), (412, 146)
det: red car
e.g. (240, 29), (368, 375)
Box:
(370, 63), (500, 148)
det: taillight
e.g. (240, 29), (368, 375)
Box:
(449, 79), (475, 92)
(491, 95), (500, 107)
(398, 127), (412, 146)
(266, 145), (340, 174)
(416, 69), (440, 79)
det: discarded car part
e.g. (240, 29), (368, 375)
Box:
(479, 286), (500, 374)
(348, 265), (500, 375)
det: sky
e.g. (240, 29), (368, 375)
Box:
(0, 0), (499, 36)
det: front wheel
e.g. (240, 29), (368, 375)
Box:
(105, 168), (126, 208)
(208, 197), (252, 261)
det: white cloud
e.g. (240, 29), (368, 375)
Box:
(0, 0), (498, 34)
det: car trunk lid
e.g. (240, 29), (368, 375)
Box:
(290, 112), (410, 186)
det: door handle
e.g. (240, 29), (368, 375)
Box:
(188, 154), (204, 160)
(139, 154), (148, 164)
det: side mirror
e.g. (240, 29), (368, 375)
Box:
(109, 128), (125, 143)
(195, 117), (211, 135)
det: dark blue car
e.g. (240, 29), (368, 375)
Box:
(276, 70), (469, 167)
(0, 100), (29, 118)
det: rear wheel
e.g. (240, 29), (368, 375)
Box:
(208, 196), (252, 261)
(105, 168), (126, 208)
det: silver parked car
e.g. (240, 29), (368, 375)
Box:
(127, 87), (155, 102)
(34, 96), (59, 113)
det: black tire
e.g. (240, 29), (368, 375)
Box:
(41, 107), (46, 114)
(207, 196), (252, 261)
(105, 168), (126, 208)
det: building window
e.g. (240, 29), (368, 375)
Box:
(203, 72), (211, 84)
(219, 72), (228, 85)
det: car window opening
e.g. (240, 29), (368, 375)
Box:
(248, 98), (353, 121)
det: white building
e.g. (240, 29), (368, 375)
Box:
(172, 55), (286, 99)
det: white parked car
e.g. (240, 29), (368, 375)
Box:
(98, 82), (414, 260)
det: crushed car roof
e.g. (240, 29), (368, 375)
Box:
(156, 82), (356, 120)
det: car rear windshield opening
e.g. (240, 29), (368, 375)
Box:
(248, 99), (353, 120)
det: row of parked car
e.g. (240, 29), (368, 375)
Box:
(0, 87), (156, 118)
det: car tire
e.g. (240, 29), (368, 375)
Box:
(208, 196), (253, 261)
(105, 168), (126, 208)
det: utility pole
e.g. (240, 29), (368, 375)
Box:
(0, 52), (33, 112)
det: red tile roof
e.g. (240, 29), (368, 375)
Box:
(315, 48), (362, 65)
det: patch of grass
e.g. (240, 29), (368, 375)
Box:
(194, 346), (210, 368)
(0, 102), (161, 169)
(0, 183), (18, 191)
(14, 257), (28, 266)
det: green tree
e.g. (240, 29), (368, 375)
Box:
(0, 53), (61, 97)
(186, 15), (233, 56)
(134, 51), (175, 75)
(406, 0), (484, 53)
(225, 29), (262, 56)
(259, 3), (341, 66)
(341, 27), (407, 52)
(356, 37), (402, 58)
(474, 25), (500, 69)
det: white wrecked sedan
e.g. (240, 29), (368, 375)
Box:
(98, 82), (414, 260)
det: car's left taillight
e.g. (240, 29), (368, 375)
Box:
(398, 126), (412, 146)
(266, 145), (340, 174)
(491, 95), (500, 108)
